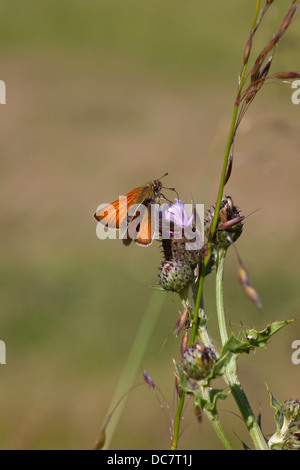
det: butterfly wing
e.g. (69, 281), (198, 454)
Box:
(135, 203), (153, 246)
(94, 186), (146, 229)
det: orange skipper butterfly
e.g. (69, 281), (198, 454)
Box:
(94, 173), (177, 246)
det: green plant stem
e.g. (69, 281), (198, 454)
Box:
(224, 362), (269, 450)
(171, 392), (185, 450)
(208, 415), (233, 450)
(216, 248), (229, 347)
(171, 386), (233, 450)
(172, 290), (231, 450)
(201, 387), (233, 450)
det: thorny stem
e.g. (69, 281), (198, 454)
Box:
(215, 246), (268, 450)
(171, 1), (263, 450)
(201, 387), (233, 450)
(224, 362), (269, 450)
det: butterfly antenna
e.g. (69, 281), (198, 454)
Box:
(158, 172), (168, 181)
(162, 186), (179, 200)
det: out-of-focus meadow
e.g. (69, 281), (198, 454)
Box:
(0, 0), (299, 449)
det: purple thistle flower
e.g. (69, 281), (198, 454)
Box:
(160, 199), (194, 238)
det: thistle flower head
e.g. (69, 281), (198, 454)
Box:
(268, 399), (300, 450)
(205, 196), (244, 249)
(158, 260), (194, 293)
(157, 199), (202, 292)
(182, 342), (217, 381)
(160, 199), (194, 236)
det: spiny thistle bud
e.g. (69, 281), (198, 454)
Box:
(182, 342), (217, 381)
(269, 399), (300, 450)
(282, 400), (300, 422)
(163, 238), (200, 269)
(205, 196), (244, 249)
(158, 260), (194, 293)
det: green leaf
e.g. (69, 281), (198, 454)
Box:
(206, 388), (230, 414)
(173, 360), (188, 390)
(220, 333), (252, 356)
(267, 385), (284, 430)
(202, 321), (293, 386)
(243, 320), (293, 349)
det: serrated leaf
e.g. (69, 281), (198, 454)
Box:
(173, 360), (188, 390)
(244, 320), (292, 349)
(267, 385), (284, 430)
(206, 388), (230, 414)
(203, 350), (237, 385)
(220, 333), (252, 356)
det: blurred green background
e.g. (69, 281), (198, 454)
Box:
(0, 0), (299, 450)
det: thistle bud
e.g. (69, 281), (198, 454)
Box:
(182, 342), (217, 381)
(205, 196), (243, 248)
(269, 399), (300, 450)
(158, 260), (194, 293)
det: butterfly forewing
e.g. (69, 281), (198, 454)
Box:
(94, 186), (147, 228)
